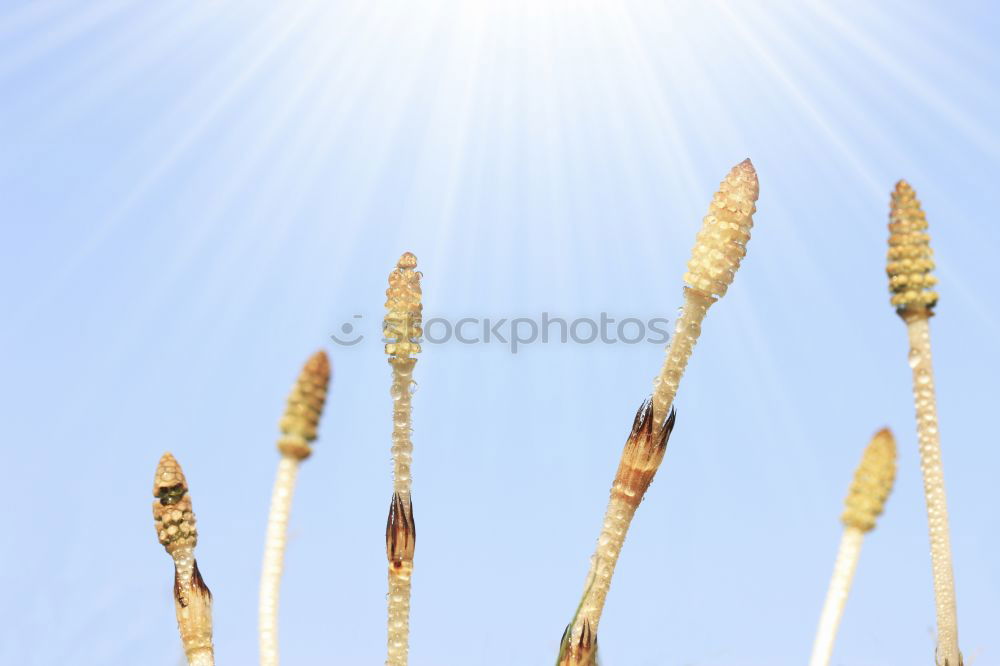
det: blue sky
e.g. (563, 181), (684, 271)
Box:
(1, 1), (998, 664)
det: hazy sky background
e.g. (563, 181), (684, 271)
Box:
(2, 1), (999, 664)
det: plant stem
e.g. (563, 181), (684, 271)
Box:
(650, 287), (715, 430)
(386, 492), (416, 666)
(809, 527), (863, 666)
(906, 315), (960, 665)
(570, 402), (675, 646)
(386, 359), (416, 666)
(259, 456), (300, 666)
(172, 544), (215, 666)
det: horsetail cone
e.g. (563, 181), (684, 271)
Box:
(651, 158), (758, 429)
(277, 350), (331, 460)
(384, 251), (422, 496)
(153, 453), (214, 666)
(683, 158), (759, 300)
(842, 428), (897, 533)
(887, 180), (938, 317)
(153, 453), (198, 553)
(384, 252), (423, 360)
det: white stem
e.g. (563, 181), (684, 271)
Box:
(259, 456), (301, 666)
(575, 496), (638, 639)
(189, 651), (215, 666)
(390, 358), (416, 495)
(651, 289), (714, 429)
(386, 563), (413, 666)
(809, 527), (864, 666)
(170, 544), (214, 666)
(385, 358), (416, 666)
(906, 317), (961, 665)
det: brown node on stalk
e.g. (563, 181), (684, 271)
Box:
(386, 492), (416, 568)
(558, 619), (598, 666)
(611, 401), (677, 508)
(175, 560), (213, 607)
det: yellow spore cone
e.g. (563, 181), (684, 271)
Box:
(277, 350), (331, 459)
(384, 251), (423, 361)
(841, 428), (897, 532)
(887, 180), (938, 317)
(684, 158), (759, 300)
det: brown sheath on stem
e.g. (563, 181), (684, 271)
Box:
(557, 619), (597, 666)
(570, 400), (676, 650)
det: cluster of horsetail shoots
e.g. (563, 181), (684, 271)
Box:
(153, 453), (215, 666)
(565, 159), (758, 660)
(384, 252), (422, 666)
(887, 181), (961, 666)
(258, 351), (331, 666)
(808, 428), (897, 666)
(140, 166), (977, 664)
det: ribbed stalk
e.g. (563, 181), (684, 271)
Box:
(387, 566), (413, 662)
(906, 316), (960, 665)
(809, 527), (864, 666)
(259, 456), (300, 666)
(569, 402), (675, 649)
(650, 287), (714, 429)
